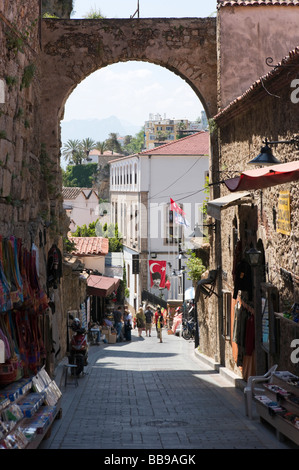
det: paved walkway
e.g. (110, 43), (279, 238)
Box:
(40, 328), (293, 450)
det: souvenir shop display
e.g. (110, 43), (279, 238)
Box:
(282, 303), (299, 324)
(0, 235), (49, 385)
(0, 235), (62, 448)
(0, 367), (62, 449)
(253, 371), (299, 445)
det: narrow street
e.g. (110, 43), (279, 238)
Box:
(40, 328), (292, 451)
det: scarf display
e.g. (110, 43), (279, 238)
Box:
(0, 236), (48, 385)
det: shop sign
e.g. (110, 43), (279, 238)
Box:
(132, 254), (140, 274)
(277, 191), (291, 235)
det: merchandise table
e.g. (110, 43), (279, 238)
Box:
(0, 367), (62, 449)
(254, 371), (299, 446)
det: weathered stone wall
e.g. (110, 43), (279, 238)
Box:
(39, 17), (217, 173)
(0, 1), (85, 372)
(0, 1), (42, 244)
(214, 64), (299, 375)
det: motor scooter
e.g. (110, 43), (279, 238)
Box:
(68, 315), (88, 376)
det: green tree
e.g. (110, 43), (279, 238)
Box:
(201, 175), (210, 217)
(106, 133), (123, 154)
(95, 140), (108, 154)
(62, 139), (83, 165)
(72, 221), (123, 253)
(176, 121), (187, 139)
(81, 137), (96, 161)
(185, 250), (206, 283)
(62, 163), (98, 187)
(156, 130), (170, 143)
(122, 128), (145, 155)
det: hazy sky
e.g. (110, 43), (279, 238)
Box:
(63, 0), (217, 127)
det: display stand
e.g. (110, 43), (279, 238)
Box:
(254, 371), (299, 446)
(0, 367), (62, 449)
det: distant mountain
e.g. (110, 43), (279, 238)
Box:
(60, 116), (141, 145)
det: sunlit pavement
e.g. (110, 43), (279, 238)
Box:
(40, 328), (292, 450)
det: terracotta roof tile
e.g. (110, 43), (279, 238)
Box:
(108, 132), (210, 163)
(70, 237), (109, 256)
(62, 187), (98, 200)
(217, 0), (299, 7)
(139, 131), (210, 156)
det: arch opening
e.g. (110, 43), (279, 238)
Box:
(60, 60), (209, 162)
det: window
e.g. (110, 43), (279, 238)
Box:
(134, 164), (137, 185)
(114, 202), (118, 226)
(164, 203), (182, 244)
(123, 204), (127, 239)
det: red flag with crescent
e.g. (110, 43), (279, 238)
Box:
(149, 260), (166, 288)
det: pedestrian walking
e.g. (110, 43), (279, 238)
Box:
(136, 307), (146, 337)
(157, 310), (164, 343)
(124, 308), (132, 341)
(113, 306), (123, 342)
(144, 305), (153, 337)
(155, 307), (161, 338)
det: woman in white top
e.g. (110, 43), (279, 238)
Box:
(124, 309), (132, 341)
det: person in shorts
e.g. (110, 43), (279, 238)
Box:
(144, 305), (153, 337)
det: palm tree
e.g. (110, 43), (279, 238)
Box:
(81, 138), (96, 161)
(95, 141), (108, 155)
(62, 139), (82, 164)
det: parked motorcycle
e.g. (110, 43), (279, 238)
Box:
(182, 317), (196, 340)
(68, 315), (88, 376)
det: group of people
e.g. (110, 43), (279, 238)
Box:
(88, 304), (166, 345)
(112, 306), (133, 342)
(135, 305), (165, 343)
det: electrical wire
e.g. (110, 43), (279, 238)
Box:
(149, 157), (204, 200)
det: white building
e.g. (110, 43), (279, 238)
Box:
(109, 131), (210, 312)
(62, 187), (100, 232)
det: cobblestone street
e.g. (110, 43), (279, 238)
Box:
(40, 328), (292, 451)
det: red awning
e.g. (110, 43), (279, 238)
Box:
(87, 275), (120, 297)
(224, 161), (299, 192)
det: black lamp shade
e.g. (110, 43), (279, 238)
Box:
(248, 143), (281, 166)
(176, 252), (187, 260)
(246, 247), (261, 267)
(189, 223), (204, 238)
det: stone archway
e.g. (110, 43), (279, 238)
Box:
(40, 17), (217, 157)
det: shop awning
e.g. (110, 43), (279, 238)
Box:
(207, 191), (251, 220)
(87, 275), (120, 297)
(224, 161), (299, 193)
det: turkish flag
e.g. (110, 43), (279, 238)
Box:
(149, 260), (166, 288)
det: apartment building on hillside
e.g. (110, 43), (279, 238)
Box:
(144, 112), (208, 150)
